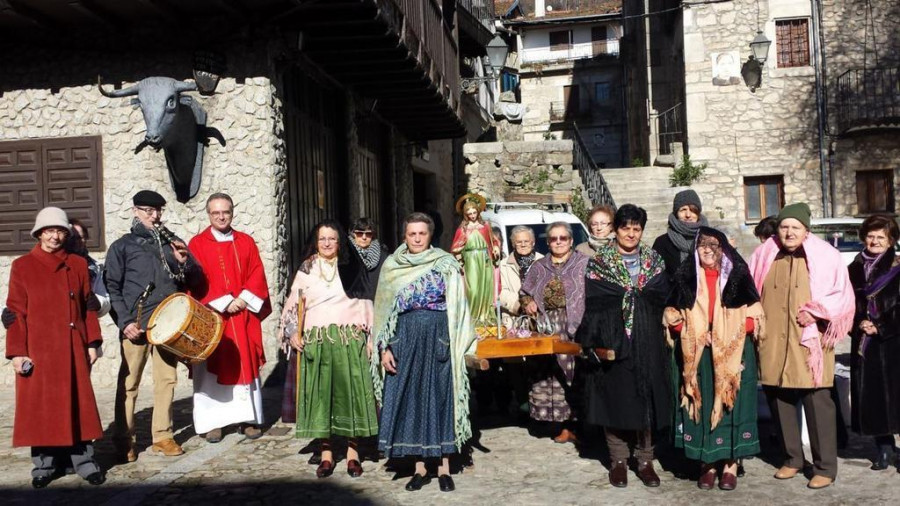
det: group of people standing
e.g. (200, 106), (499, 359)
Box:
(5, 186), (900, 495)
(5, 190), (273, 488)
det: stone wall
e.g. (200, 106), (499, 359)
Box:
(0, 43), (285, 387)
(682, 0), (900, 248)
(462, 140), (582, 202)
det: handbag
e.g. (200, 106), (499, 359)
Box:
(504, 315), (534, 339)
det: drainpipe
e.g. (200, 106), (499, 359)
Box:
(811, 0), (831, 217)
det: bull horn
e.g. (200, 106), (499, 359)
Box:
(173, 81), (198, 93)
(97, 75), (139, 98)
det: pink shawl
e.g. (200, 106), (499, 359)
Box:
(748, 234), (855, 386)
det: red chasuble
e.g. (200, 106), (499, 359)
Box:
(189, 227), (272, 385)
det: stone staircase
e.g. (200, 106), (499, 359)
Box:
(600, 166), (681, 243)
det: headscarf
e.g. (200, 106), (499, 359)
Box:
(371, 244), (477, 450)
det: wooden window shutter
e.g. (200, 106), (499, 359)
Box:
(0, 136), (104, 253)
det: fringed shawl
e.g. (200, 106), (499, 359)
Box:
(520, 251), (589, 337)
(748, 233), (855, 386)
(371, 245), (476, 450)
(666, 227), (763, 429)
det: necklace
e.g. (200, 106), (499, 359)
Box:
(318, 255), (338, 286)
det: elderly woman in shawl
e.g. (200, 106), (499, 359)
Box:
(280, 220), (377, 479)
(664, 227), (763, 491)
(576, 204), (615, 257)
(748, 202), (854, 489)
(520, 221), (588, 443)
(450, 194), (499, 328)
(653, 189), (708, 280)
(373, 212), (477, 493)
(575, 204), (670, 489)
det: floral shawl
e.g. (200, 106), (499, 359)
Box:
(371, 245), (476, 450)
(586, 241), (665, 338)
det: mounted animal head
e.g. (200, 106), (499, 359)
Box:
(98, 76), (197, 148)
(98, 76), (224, 203)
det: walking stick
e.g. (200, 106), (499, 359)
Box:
(294, 290), (306, 417)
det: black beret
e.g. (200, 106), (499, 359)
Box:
(133, 190), (167, 208)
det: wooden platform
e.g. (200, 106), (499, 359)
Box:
(475, 334), (581, 359)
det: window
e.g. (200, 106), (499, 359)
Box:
(595, 82), (611, 102)
(591, 25), (608, 55)
(0, 136), (104, 253)
(744, 176), (784, 221)
(856, 170), (895, 214)
(549, 30), (571, 51)
(775, 19), (810, 68)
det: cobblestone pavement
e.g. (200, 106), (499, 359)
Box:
(1, 378), (899, 505)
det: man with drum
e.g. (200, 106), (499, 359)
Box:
(106, 190), (202, 462)
(188, 193), (271, 442)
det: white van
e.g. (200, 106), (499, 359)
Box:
(482, 202), (590, 257)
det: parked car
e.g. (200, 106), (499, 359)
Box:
(482, 202), (590, 257)
(808, 218), (865, 265)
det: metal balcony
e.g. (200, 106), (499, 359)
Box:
(836, 67), (900, 135)
(458, 0), (495, 53)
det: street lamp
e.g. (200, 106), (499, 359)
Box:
(461, 34), (510, 91)
(749, 30), (771, 64)
(742, 30), (771, 92)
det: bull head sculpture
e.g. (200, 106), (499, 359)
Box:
(98, 76), (225, 203)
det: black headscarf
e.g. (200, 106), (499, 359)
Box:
(669, 226), (759, 310)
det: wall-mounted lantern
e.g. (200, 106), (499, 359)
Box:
(742, 30), (772, 92)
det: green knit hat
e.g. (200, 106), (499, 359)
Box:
(777, 202), (811, 229)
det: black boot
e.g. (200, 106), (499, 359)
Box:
(871, 440), (894, 471)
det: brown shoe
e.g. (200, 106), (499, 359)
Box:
(719, 471), (737, 491)
(697, 466), (716, 490)
(151, 438), (185, 457)
(807, 475), (834, 489)
(609, 460), (628, 488)
(204, 428), (223, 443)
(637, 461), (661, 487)
(553, 428), (578, 444)
(241, 424), (263, 440)
(774, 466), (800, 480)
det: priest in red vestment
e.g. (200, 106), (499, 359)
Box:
(189, 193), (272, 442)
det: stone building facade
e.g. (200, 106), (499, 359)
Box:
(677, 0), (899, 250)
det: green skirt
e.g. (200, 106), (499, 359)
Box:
(296, 325), (378, 439)
(673, 337), (760, 463)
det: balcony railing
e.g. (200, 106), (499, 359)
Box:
(522, 39), (620, 65)
(650, 103), (684, 156)
(458, 0), (495, 32)
(550, 101), (585, 122)
(836, 67), (900, 134)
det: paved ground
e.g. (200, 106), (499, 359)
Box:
(1, 372), (899, 505)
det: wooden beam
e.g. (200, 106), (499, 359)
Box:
(67, 0), (124, 28)
(1, 0), (59, 30)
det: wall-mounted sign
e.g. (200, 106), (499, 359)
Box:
(711, 51), (742, 86)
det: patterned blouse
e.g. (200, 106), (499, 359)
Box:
(396, 270), (447, 312)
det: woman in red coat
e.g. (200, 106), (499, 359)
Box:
(4, 207), (105, 488)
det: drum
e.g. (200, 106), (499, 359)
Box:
(147, 293), (224, 362)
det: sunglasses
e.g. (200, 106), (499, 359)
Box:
(548, 235), (571, 243)
(353, 230), (374, 238)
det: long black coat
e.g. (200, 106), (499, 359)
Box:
(848, 251), (900, 436)
(652, 233), (683, 283)
(575, 260), (671, 431)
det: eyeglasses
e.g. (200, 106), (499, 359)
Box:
(590, 221), (611, 227)
(548, 235), (571, 243)
(136, 206), (163, 216)
(697, 242), (721, 251)
(318, 237), (338, 243)
(514, 240), (534, 246)
(353, 230), (374, 238)
(208, 210), (232, 218)
(40, 228), (69, 237)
